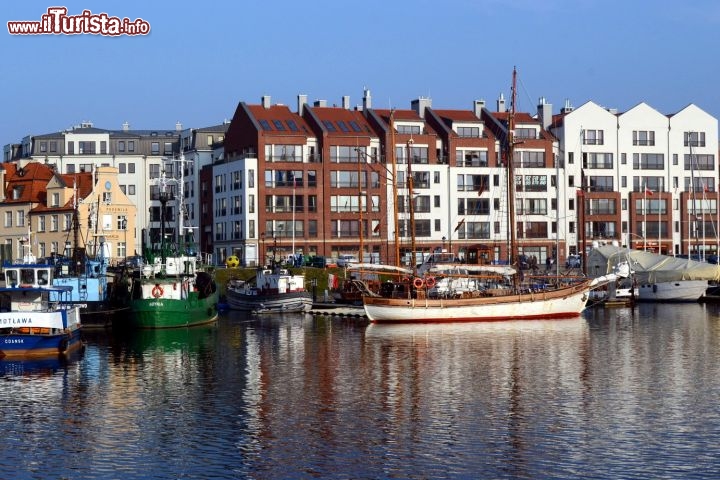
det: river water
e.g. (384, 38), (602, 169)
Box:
(2, 303), (720, 479)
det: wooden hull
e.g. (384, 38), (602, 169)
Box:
(225, 290), (313, 314)
(362, 281), (593, 323)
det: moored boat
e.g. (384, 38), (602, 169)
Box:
(225, 266), (312, 314)
(127, 154), (218, 329)
(0, 262), (82, 358)
(361, 68), (616, 323)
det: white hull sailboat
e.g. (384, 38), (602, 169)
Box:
(636, 280), (707, 302)
(362, 68), (615, 324)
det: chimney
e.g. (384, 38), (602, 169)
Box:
(497, 93), (506, 113)
(561, 99), (574, 114)
(175, 121), (183, 131)
(473, 99), (485, 118)
(537, 97), (552, 130)
(297, 94), (308, 116)
(122, 121), (130, 132)
(342, 95), (350, 109)
(261, 95), (271, 109)
(411, 97), (432, 118)
(362, 88), (372, 110)
(313, 99), (327, 107)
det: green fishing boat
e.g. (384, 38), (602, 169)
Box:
(128, 155), (218, 329)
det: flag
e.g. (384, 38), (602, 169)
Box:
(454, 218), (465, 232)
(704, 183), (709, 193)
(373, 223), (381, 233)
(645, 186), (653, 196)
(576, 188), (584, 197)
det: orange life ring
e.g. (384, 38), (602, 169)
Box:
(152, 284), (164, 298)
(413, 277), (424, 289)
(425, 277), (436, 288)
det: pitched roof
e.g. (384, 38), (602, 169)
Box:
(246, 104), (313, 136)
(3, 163), (55, 204)
(306, 107), (375, 136)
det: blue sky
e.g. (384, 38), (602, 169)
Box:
(2, 0), (719, 144)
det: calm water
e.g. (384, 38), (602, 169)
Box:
(3, 303), (720, 479)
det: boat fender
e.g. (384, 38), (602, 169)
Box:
(413, 277), (425, 289)
(152, 284), (164, 298)
(425, 277), (436, 289)
(59, 337), (68, 353)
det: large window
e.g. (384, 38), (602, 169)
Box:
(583, 152), (613, 169)
(456, 150), (488, 167)
(633, 153), (664, 170)
(684, 154), (715, 171)
(632, 130), (655, 146)
(588, 176), (614, 192)
(583, 129), (604, 145)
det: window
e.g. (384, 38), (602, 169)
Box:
(632, 130), (655, 146)
(583, 129), (604, 145)
(49, 141), (57, 152)
(103, 192), (112, 203)
(78, 141), (96, 154)
(457, 150), (489, 167)
(64, 214), (71, 230)
(16, 210), (24, 227)
(128, 185), (136, 195)
(514, 128), (537, 139)
(149, 164), (160, 179)
(117, 215), (127, 230)
(396, 124), (421, 134)
(38, 216), (46, 232)
(100, 141), (107, 154)
(128, 163), (135, 173)
(51, 193), (60, 207)
(67, 142), (74, 154)
(151, 142), (160, 155)
(128, 140), (135, 152)
(633, 153), (664, 170)
(207, 135), (214, 146)
(118, 141), (126, 152)
(684, 154), (715, 171)
(583, 152), (613, 169)
(684, 131), (706, 147)
(457, 126), (481, 138)
(4, 212), (11, 227)
(259, 120), (272, 131)
(51, 215), (58, 232)
(40, 142), (47, 153)
(119, 163), (126, 173)
(164, 142), (173, 155)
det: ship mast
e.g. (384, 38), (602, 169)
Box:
(389, 111), (401, 268)
(406, 138), (417, 276)
(507, 67), (519, 288)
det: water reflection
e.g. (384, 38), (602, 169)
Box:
(2, 309), (720, 479)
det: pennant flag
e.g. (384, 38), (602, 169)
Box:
(645, 186), (653, 196)
(373, 223), (381, 233)
(454, 218), (465, 232)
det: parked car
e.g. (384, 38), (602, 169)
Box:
(305, 256), (327, 268)
(336, 254), (359, 267)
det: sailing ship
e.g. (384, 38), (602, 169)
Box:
(361, 68), (618, 323)
(0, 259), (83, 358)
(128, 155), (218, 329)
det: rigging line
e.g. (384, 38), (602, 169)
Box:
(515, 71), (536, 114)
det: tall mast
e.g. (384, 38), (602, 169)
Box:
(507, 67), (518, 285)
(406, 138), (416, 275)
(357, 147), (364, 263)
(389, 111), (400, 267)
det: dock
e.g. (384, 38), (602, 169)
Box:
(310, 302), (367, 318)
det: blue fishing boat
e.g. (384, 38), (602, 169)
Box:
(49, 246), (131, 329)
(0, 261), (82, 359)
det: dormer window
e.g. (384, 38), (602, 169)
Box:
(52, 192), (60, 207)
(12, 186), (23, 200)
